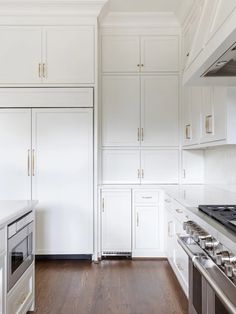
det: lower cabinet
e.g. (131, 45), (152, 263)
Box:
(164, 198), (189, 296)
(0, 253), (5, 314)
(101, 190), (132, 254)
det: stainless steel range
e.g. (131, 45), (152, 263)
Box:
(178, 219), (236, 314)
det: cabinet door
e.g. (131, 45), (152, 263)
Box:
(212, 87), (227, 142)
(0, 253), (5, 314)
(102, 149), (140, 184)
(208, 0), (236, 41)
(134, 206), (159, 250)
(141, 76), (179, 147)
(141, 150), (179, 184)
(102, 35), (140, 73)
(182, 88), (191, 146)
(0, 109), (31, 200)
(44, 27), (94, 84)
(32, 109), (93, 254)
(165, 209), (175, 264)
(0, 27), (42, 84)
(102, 76), (140, 147)
(101, 190), (131, 253)
(141, 36), (179, 72)
(200, 87), (214, 143)
(190, 87), (201, 145)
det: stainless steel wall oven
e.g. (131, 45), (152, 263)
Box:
(7, 212), (34, 291)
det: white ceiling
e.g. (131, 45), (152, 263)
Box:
(107, 0), (182, 13)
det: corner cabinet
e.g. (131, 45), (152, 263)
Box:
(0, 26), (95, 85)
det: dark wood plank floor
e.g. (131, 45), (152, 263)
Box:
(31, 259), (188, 314)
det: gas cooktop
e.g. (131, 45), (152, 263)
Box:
(198, 205), (236, 234)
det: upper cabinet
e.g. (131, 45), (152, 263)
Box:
(102, 35), (179, 73)
(0, 26), (95, 86)
(0, 27), (42, 85)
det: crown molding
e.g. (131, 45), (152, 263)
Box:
(0, 0), (108, 17)
(99, 12), (180, 28)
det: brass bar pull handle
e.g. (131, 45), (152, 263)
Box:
(32, 149), (35, 176)
(38, 63), (41, 78)
(137, 128), (140, 142)
(137, 213), (139, 227)
(42, 63), (46, 78)
(102, 198), (105, 212)
(206, 115), (213, 134)
(27, 149), (30, 176)
(185, 124), (191, 139)
(141, 128), (144, 141)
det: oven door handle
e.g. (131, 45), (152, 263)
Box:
(193, 256), (236, 314)
(177, 234), (195, 259)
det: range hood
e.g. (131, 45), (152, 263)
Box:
(203, 42), (236, 77)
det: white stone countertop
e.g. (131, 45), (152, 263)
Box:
(0, 200), (38, 229)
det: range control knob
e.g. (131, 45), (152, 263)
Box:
(200, 237), (220, 250)
(193, 231), (211, 243)
(225, 261), (236, 278)
(216, 251), (236, 266)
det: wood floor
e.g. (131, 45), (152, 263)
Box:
(31, 259), (188, 314)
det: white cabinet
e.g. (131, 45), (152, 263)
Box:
(32, 108), (93, 255)
(132, 190), (160, 257)
(101, 36), (140, 73)
(182, 87), (201, 147)
(140, 36), (179, 72)
(0, 26), (95, 85)
(102, 35), (179, 73)
(0, 27), (42, 84)
(0, 253), (5, 314)
(101, 190), (132, 254)
(102, 149), (140, 184)
(141, 76), (179, 147)
(141, 150), (179, 184)
(101, 76), (140, 147)
(0, 109), (31, 200)
(207, 0), (236, 42)
(44, 27), (94, 84)
(102, 149), (179, 185)
(101, 75), (179, 149)
(165, 208), (175, 264)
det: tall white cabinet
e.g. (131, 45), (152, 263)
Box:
(101, 33), (180, 185)
(0, 107), (94, 255)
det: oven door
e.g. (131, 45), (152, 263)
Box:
(8, 222), (34, 291)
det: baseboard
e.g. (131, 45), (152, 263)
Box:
(35, 254), (92, 261)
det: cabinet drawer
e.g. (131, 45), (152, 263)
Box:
(0, 228), (5, 254)
(133, 190), (158, 204)
(7, 265), (34, 314)
(172, 200), (189, 224)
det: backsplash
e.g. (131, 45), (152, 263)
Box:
(205, 146), (236, 192)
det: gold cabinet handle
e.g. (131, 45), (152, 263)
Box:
(27, 149), (30, 176)
(38, 63), (41, 78)
(42, 63), (46, 78)
(141, 169), (144, 179)
(175, 209), (183, 214)
(136, 212), (139, 227)
(137, 128), (140, 142)
(102, 198), (105, 212)
(185, 124), (191, 139)
(205, 115), (213, 134)
(141, 128), (144, 141)
(32, 149), (35, 176)
(137, 64), (140, 67)
(141, 64), (144, 67)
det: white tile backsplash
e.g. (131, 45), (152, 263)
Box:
(205, 146), (236, 191)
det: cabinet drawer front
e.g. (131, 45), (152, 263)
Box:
(134, 191), (158, 204)
(172, 200), (189, 223)
(7, 265), (33, 314)
(0, 228), (5, 254)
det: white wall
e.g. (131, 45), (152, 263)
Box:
(205, 146), (236, 191)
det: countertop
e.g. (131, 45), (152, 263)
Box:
(0, 200), (38, 229)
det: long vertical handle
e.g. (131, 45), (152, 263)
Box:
(141, 128), (144, 141)
(136, 212), (139, 227)
(102, 198), (105, 213)
(32, 149), (35, 176)
(27, 149), (30, 176)
(38, 63), (41, 78)
(42, 63), (46, 78)
(137, 128), (140, 142)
